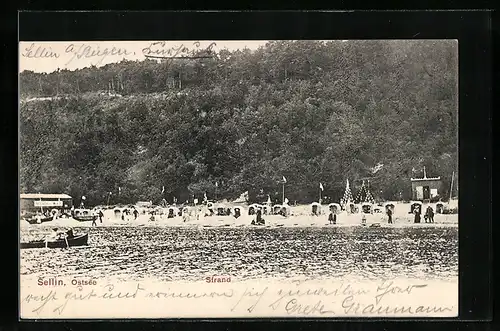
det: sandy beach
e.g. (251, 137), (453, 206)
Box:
(21, 202), (457, 230)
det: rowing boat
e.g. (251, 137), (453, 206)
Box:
(24, 216), (53, 224)
(73, 208), (98, 222)
(20, 233), (89, 249)
(73, 215), (98, 222)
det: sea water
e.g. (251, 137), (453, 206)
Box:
(20, 227), (457, 282)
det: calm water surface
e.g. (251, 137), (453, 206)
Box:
(20, 227), (458, 282)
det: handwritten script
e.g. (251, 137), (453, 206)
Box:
(20, 41), (216, 69)
(21, 280), (456, 318)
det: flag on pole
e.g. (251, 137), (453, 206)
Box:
(118, 187), (121, 194)
(161, 186), (165, 194)
(215, 182), (219, 188)
(204, 192), (208, 201)
(282, 176), (287, 183)
(319, 183), (324, 191)
(267, 195), (271, 204)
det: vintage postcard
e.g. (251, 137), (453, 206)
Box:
(19, 40), (458, 319)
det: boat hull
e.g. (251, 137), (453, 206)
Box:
(20, 234), (89, 249)
(73, 215), (98, 222)
(24, 216), (53, 224)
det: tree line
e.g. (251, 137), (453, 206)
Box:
(19, 40), (458, 206)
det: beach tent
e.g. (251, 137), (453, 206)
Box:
(435, 202), (445, 214)
(281, 205), (291, 216)
(231, 206), (243, 218)
(311, 202), (322, 215)
(248, 203), (259, 215)
(254, 204), (263, 211)
(347, 202), (357, 213)
(261, 205), (270, 215)
(74, 208), (94, 217)
(205, 202), (215, 216)
(328, 203), (341, 214)
(248, 204), (262, 215)
(410, 201), (423, 214)
(272, 204), (290, 216)
(384, 203), (395, 213)
(167, 206), (179, 218)
(361, 202), (373, 214)
(340, 179), (354, 208)
(215, 204), (231, 216)
(273, 204), (283, 214)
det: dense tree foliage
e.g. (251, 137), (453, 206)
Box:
(20, 40), (458, 206)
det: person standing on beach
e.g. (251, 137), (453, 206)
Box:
(426, 206), (434, 223)
(361, 214), (367, 226)
(183, 211), (190, 223)
(133, 208), (139, 220)
(387, 207), (393, 224)
(328, 211), (336, 225)
(254, 209), (265, 225)
(92, 215), (97, 226)
(414, 206), (421, 223)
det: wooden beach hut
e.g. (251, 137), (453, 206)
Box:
(328, 203), (341, 214)
(231, 206), (243, 218)
(249, 203), (263, 215)
(347, 202), (357, 213)
(311, 202), (322, 216)
(435, 202), (445, 214)
(410, 201), (423, 214)
(384, 202), (395, 213)
(167, 206), (180, 218)
(272, 204), (290, 216)
(361, 202), (373, 214)
(215, 204), (231, 216)
(248, 203), (259, 215)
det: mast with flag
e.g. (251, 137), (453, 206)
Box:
(282, 176), (286, 205)
(319, 182), (324, 203)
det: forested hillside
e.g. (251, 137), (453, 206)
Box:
(19, 40), (458, 206)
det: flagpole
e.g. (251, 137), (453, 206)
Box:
(282, 183), (285, 205)
(449, 171), (455, 201)
(319, 187), (322, 204)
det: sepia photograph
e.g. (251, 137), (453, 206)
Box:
(19, 39), (458, 318)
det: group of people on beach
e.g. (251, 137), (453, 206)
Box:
(413, 205), (435, 223)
